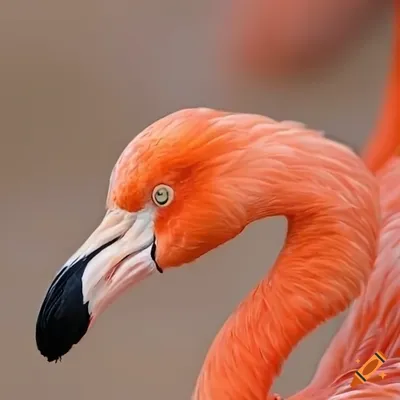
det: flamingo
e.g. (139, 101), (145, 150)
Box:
(35, 8), (400, 400)
(35, 104), (399, 398)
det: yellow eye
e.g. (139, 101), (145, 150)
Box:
(152, 184), (174, 207)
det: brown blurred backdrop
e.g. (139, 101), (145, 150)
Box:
(0, 2), (394, 399)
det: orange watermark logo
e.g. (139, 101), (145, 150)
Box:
(350, 351), (387, 387)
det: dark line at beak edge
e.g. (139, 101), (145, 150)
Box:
(151, 237), (163, 273)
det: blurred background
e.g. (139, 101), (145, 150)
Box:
(0, 1), (395, 399)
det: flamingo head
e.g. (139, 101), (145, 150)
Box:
(36, 108), (272, 362)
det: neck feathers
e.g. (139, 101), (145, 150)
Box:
(193, 133), (379, 399)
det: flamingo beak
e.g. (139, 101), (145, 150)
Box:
(35, 208), (158, 362)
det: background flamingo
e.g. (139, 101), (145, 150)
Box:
(221, 0), (385, 78)
(35, 3), (399, 399)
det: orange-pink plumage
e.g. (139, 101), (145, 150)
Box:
(35, 2), (400, 399)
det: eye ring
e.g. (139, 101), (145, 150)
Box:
(152, 184), (174, 207)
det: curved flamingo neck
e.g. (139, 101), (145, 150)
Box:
(193, 203), (378, 399)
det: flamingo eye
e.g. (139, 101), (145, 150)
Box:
(152, 184), (174, 207)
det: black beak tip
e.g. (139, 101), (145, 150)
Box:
(35, 300), (91, 363)
(35, 240), (121, 362)
(35, 259), (92, 363)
